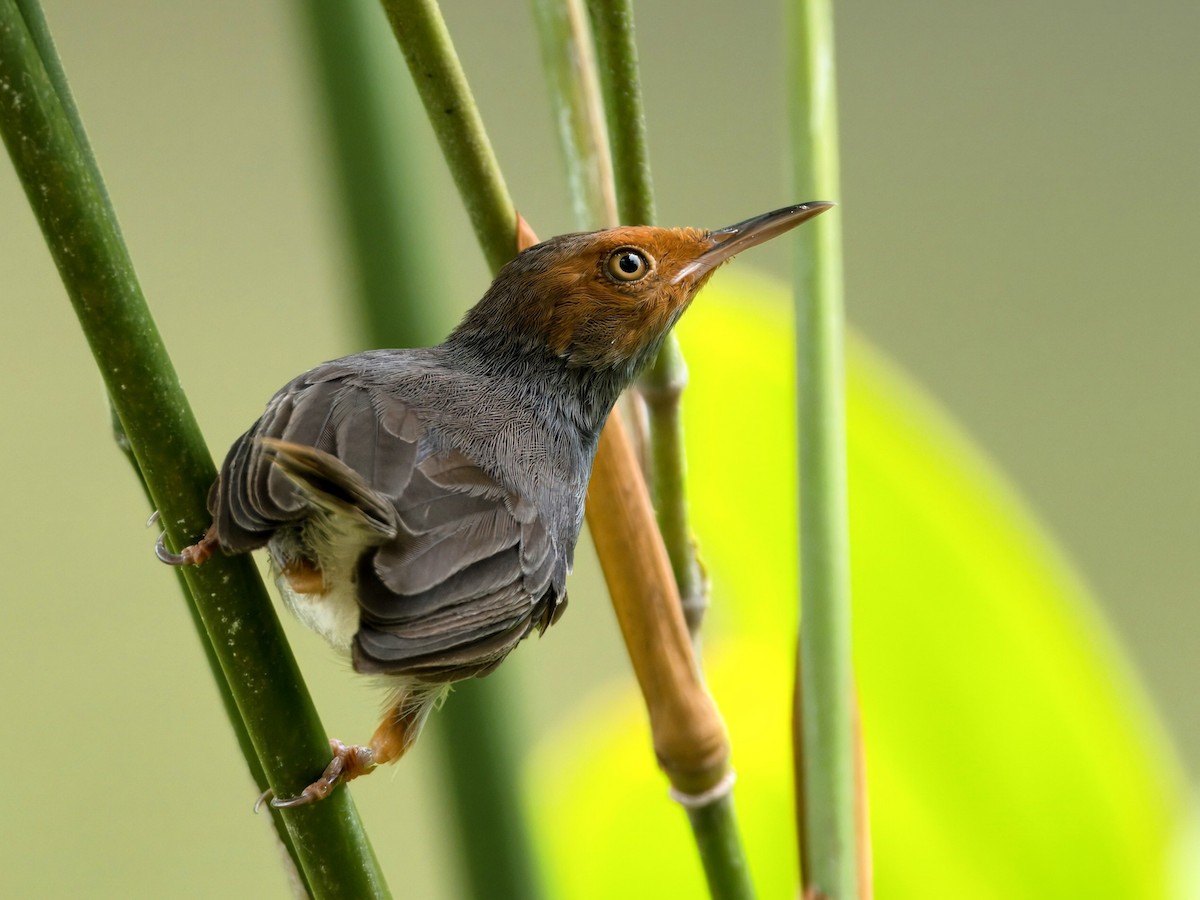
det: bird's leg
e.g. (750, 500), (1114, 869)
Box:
(155, 523), (219, 567)
(266, 691), (435, 809)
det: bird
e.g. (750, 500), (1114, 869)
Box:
(157, 201), (832, 807)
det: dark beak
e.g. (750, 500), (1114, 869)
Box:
(672, 201), (835, 283)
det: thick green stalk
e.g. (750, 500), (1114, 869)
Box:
(13, 6), (308, 888)
(0, 5), (388, 897)
(434, 679), (543, 897)
(789, 0), (858, 897)
(558, 3), (751, 897)
(377, 0), (516, 274)
(300, 0), (446, 346)
(14, 0), (112, 214)
(113, 416), (314, 888)
(584, 0), (707, 636)
(302, 3), (543, 899)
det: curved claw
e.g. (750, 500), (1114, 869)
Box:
(270, 789), (327, 810)
(270, 753), (349, 809)
(252, 788), (274, 814)
(146, 510), (161, 528)
(155, 524), (218, 567)
(264, 739), (376, 808)
(155, 533), (187, 565)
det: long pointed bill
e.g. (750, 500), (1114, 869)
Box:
(672, 201), (835, 284)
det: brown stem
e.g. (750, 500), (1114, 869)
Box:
(587, 408), (729, 792)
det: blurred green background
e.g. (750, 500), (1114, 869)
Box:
(1, 0), (1195, 896)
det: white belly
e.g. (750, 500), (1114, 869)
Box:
(268, 515), (378, 653)
(276, 572), (361, 652)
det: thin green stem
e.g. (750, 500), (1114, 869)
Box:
(581, 0), (653, 226)
(556, 3), (751, 896)
(685, 795), (755, 900)
(530, 0), (616, 229)
(373, 1), (750, 894)
(302, 3), (543, 899)
(639, 342), (704, 629)
(789, 0), (858, 897)
(584, 0), (707, 636)
(377, 0), (517, 274)
(0, 5), (388, 897)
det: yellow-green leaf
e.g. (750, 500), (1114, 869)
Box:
(527, 272), (1184, 899)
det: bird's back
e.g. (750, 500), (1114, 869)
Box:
(208, 346), (579, 681)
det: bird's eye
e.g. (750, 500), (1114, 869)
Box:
(606, 248), (652, 283)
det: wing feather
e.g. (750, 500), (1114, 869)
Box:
(207, 360), (565, 680)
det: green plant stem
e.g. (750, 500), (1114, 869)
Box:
(13, 6), (309, 889)
(302, 3), (543, 899)
(789, 0), (858, 897)
(435, 679), (543, 897)
(685, 795), (754, 900)
(530, 0), (616, 229)
(377, 0), (516, 274)
(111, 407), (312, 897)
(639, 345), (703, 628)
(554, 3), (751, 897)
(375, 0), (749, 894)
(14, 0), (112, 215)
(584, 0), (707, 636)
(0, 5), (388, 897)
(581, 0), (653, 227)
(300, 0), (447, 347)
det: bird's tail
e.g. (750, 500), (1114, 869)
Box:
(256, 437), (398, 541)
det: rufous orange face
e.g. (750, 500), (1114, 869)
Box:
(522, 226), (719, 368)
(488, 203), (833, 370)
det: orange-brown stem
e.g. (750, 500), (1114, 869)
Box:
(586, 408), (729, 793)
(518, 214), (728, 793)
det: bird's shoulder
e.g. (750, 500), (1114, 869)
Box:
(284, 346), (590, 498)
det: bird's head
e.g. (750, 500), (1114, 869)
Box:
(452, 201), (833, 378)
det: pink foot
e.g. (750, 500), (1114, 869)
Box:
(263, 739), (378, 809)
(156, 524), (218, 567)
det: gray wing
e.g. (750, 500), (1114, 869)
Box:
(208, 361), (566, 681)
